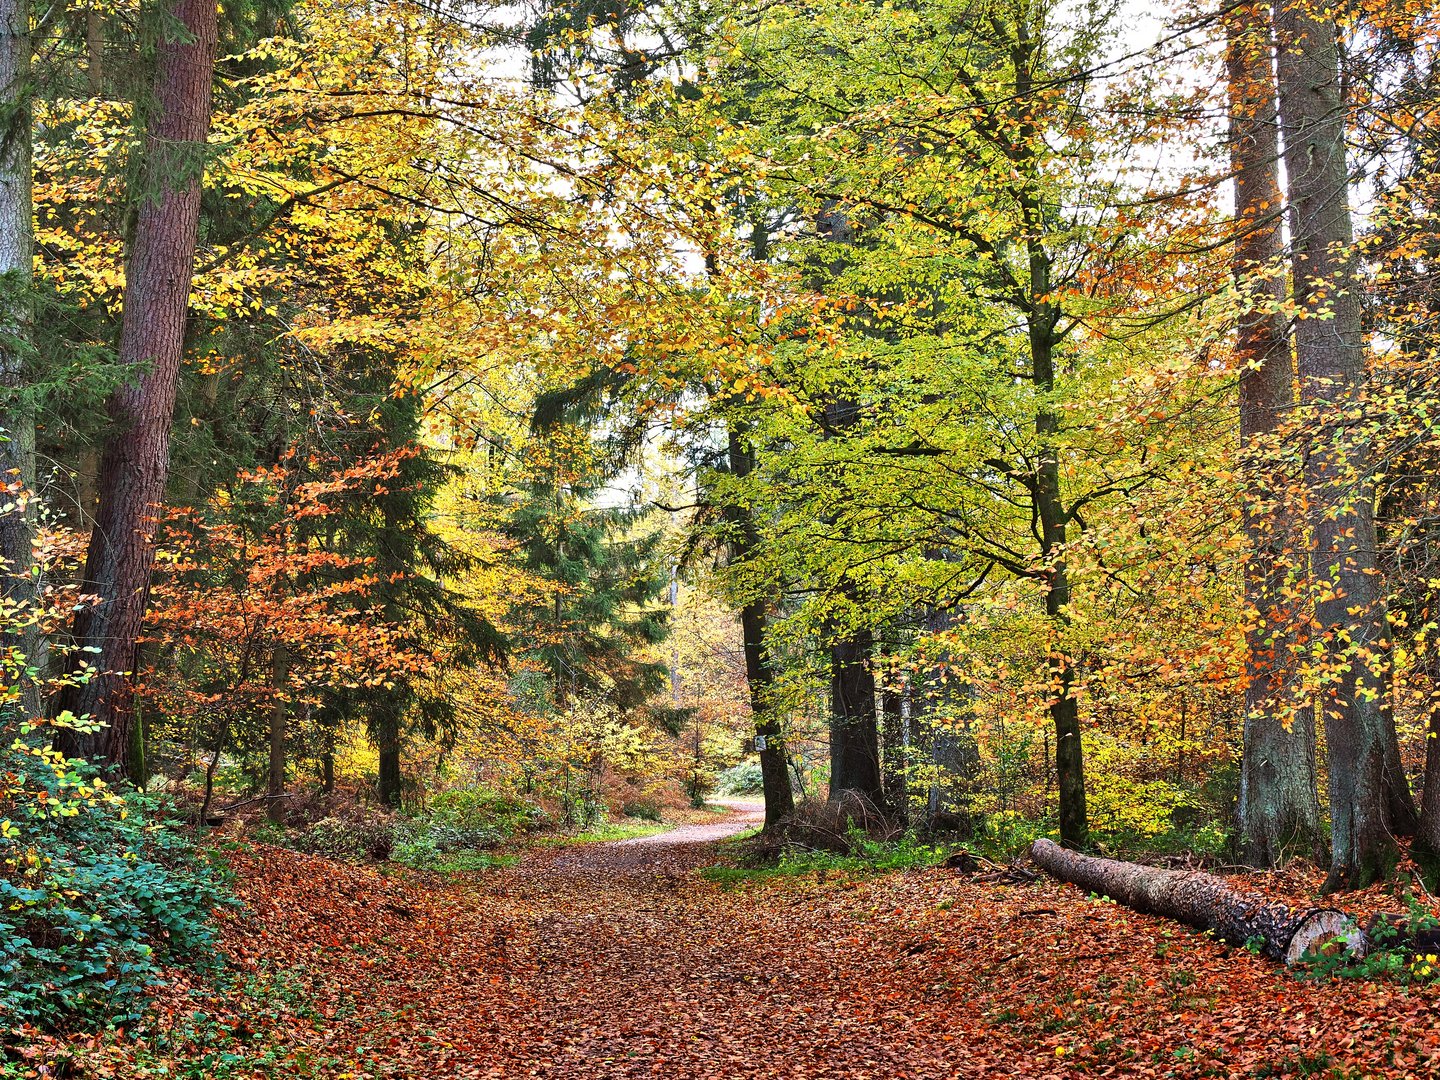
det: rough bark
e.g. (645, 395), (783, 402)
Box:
(727, 427), (794, 828)
(57, 0), (218, 772)
(1273, 1), (1415, 890)
(268, 644), (288, 824)
(0, 0), (41, 721)
(1226, 3), (1326, 868)
(1031, 839), (1361, 964)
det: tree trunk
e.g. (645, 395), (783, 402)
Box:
(57, 0), (218, 773)
(727, 427), (794, 828)
(1031, 839), (1360, 963)
(829, 625), (882, 800)
(376, 706), (402, 808)
(1273, 1), (1415, 891)
(1226, 2), (1326, 868)
(268, 643), (288, 823)
(1010, 21), (1087, 850)
(0, 0), (41, 722)
(916, 595), (980, 833)
(1033, 308), (1086, 850)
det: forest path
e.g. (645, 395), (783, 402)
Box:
(212, 808), (1440, 1080)
(457, 800), (984, 1079)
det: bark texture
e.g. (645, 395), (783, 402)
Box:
(1031, 839), (1360, 964)
(1226, 2), (1325, 868)
(59, 0), (219, 771)
(1273, 1), (1415, 890)
(0, 0), (40, 720)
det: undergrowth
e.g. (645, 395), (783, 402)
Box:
(704, 829), (948, 887)
(1, 741), (228, 1031)
(1297, 896), (1440, 987)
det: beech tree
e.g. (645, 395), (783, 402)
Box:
(1226, 2), (1325, 867)
(1274, 0), (1417, 890)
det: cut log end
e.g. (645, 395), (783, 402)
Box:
(1284, 909), (1367, 965)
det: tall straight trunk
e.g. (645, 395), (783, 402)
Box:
(1419, 651), (1440, 858)
(727, 426), (794, 826)
(58, 0), (218, 771)
(1227, 3), (1326, 867)
(823, 392), (883, 803)
(0, 0), (41, 721)
(1010, 21), (1086, 850)
(829, 625), (882, 799)
(268, 643), (288, 823)
(1274, 2), (1415, 890)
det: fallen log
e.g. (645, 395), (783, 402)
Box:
(1030, 838), (1364, 964)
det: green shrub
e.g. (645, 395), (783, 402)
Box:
(621, 797), (663, 822)
(423, 788), (543, 847)
(0, 742), (228, 1029)
(386, 788), (545, 871)
(291, 812), (395, 861)
(716, 762), (763, 796)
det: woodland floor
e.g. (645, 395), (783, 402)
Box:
(28, 804), (1440, 1080)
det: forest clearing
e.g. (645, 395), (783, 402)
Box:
(4, 0), (1440, 1074)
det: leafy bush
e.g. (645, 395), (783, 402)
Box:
(716, 761), (764, 796)
(0, 741), (228, 1029)
(621, 797), (663, 822)
(1298, 897), (1440, 985)
(386, 788), (545, 870)
(423, 788), (543, 847)
(291, 812), (395, 861)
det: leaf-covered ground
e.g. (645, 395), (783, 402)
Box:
(18, 809), (1440, 1078)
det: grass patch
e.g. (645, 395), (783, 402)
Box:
(540, 819), (670, 844)
(702, 832), (948, 888)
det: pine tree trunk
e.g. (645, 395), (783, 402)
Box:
(727, 427), (794, 828)
(1031, 839), (1360, 963)
(268, 644), (288, 823)
(0, 0), (41, 722)
(1273, 1), (1416, 890)
(1226, 2), (1326, 868)
(58, 0), (218, 773)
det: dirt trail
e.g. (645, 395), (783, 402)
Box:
(459, 802), (982, 1080)
(215, 804), (1440, 1080)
